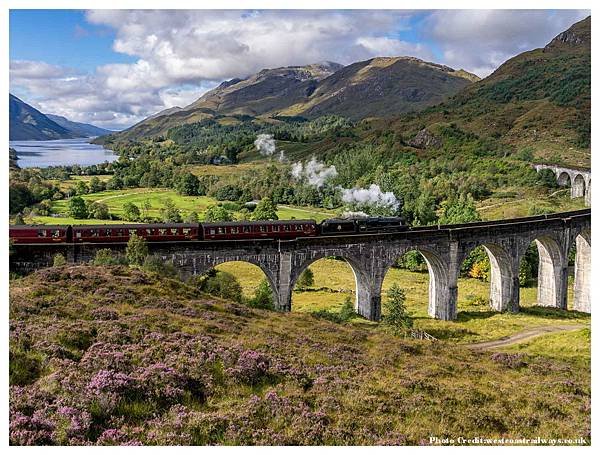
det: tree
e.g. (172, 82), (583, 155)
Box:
(68, 196), (88, 219)
(88, 202), (110, 220)
(89, 176), (104, 193)
(204, 205), (233, 222)
(160, 198), (182, 223)
(142, 199), (152, 219)
(13, 213), (25, 225)
(537, 169), (559, 188)
(122, 202), (141, 222)
(382, 283), (412, 335)
(185, 211), (200, 223)
(74, 180), (89, 195)
(252, 197), (278, 221)
(175, 172), (200, 196)
(438, 193), (481, 225)
(296, 268), (314, 289)
(143, 255), (178, 278)
(126, 233), (148, 266)
(53, 253), (66, 267)
(413, 190), (437, 226)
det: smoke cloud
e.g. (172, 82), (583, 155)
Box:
(254, 134), (277, 156)
(341, 184), (400, 212)
(291, 157), (338, 188)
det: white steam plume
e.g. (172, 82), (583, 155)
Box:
(254, 134), (277, 156)
(291, 157), (338, 188)
(341, 184), (400, 212)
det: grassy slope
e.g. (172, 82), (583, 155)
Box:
(9, 266), (590, 445)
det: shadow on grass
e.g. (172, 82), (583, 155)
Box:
(519, 305), (590, 320)
(456, 310), (499, 322)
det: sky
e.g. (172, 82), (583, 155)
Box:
(9, 9), (590, 130)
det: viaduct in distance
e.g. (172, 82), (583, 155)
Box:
(11, 209), (591, 321)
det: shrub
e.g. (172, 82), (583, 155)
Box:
(88, 202), (110, 220)
(469, 259), (490, 281)
(311, 296), (356, 323)
(296, 268), (314, 289)
(382, 283), (412, 335)
(53, 253), (66, 267)
(204, 205), (233, 222)
(125, 234), (148, 266)
(192, 269), (243, 303)
(247, 279), (274, 309)
(93, 249), (126, 266)
(142, 255), (179, 278)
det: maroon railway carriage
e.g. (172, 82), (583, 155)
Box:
(202, 220), (317, 241)
(71, 223), (199, 243)
(9, 225), (71, 244)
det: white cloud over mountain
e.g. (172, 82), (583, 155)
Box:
(9, 9), (590, 130)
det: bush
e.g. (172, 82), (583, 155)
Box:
(204, 205), (233, 222)
(9, 348), (43, 386)
(88, 202), (110, 220)
(192, 269), (243, 303)
(122, 202), (141, 222)
(311, 297), (356, 323)
(53, 253), (66, 267)
(93, 249), (127, 266)
(296, 268), (314, 289)
(469, 260), (490, 281)
(247, 279), (274, 309)
(382, 283), (412, 335)
(143, 255), (179, 278)
(126, 233), (148, 266)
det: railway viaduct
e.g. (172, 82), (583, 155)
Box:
(10, 209), (591, 321)
(533, 164), (591, 206)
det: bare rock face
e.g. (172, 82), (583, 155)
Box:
(409, 128), (441, 149)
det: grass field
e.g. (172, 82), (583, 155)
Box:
(25, 188), (337, 224)
(216, 258), (590, 344)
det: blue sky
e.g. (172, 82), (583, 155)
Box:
(9, 9), (590, 129)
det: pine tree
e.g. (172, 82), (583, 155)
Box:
(383, 283), (412, 335)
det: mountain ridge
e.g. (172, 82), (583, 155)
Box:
(10, 94), (111, 141)
(104, 57), (478, 142)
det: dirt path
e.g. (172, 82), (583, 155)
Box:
(467, 324), (588, 350)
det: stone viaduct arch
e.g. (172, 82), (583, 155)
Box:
(533, 164), (591, 206)
(10, 210), (591, 322)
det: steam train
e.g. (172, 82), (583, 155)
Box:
(9, 217), (408, 244)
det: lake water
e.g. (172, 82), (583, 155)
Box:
(9, 138), (119, 168)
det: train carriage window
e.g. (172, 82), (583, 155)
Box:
(105, 229), (111, 236)
(129, 229), (137, 236)
(231, 227), (238, 234)
(218, 227), (225, 234)
(284, 225), (290, 231)
(243, 226), (250, 233)
(117, 229), (123, 237)
(260, 225), (266, 232)
(146, 229), (153, 235)
(159, 228), (166, 235)
(183, 228), (191, 235)
(170, 228), (178, 235)
(38, 229), (47, 237)
(76, 231), (82, 238)
(210, 228), (216, 235)
(91, 229), (99, 237)
(273, 225), (279, 232)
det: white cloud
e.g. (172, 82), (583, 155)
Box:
(422, 10), (590, 77)
(9, 10), (590, 129)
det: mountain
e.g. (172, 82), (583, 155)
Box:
(46, 114), (110, 137)
(106, 59), (477, 142)
(378, 16), (590, 167)
(9, 94), (111, 141)
(9, 94), (77, 141)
